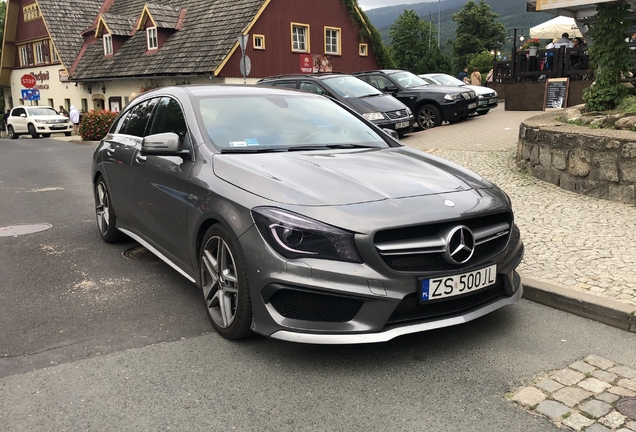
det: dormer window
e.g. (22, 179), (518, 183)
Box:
(147, 27), (158, 50)
(103, 34), (113, 55)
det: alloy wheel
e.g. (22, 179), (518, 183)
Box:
(418, 107), (437, 129)
(95, 182), (110, 235)
(201, 236), (239, 328)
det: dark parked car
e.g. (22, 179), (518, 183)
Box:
(257, 73), (414, 137)
(419, 73), (498, 116)
(353, 70), (478, 130)
(92, 85), (524, 344)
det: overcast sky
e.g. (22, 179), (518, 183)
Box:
(358, 0), (436, 11)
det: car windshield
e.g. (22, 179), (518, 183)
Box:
(197, 94), (388, 150)
(391, 71), (429, 89)
(27, 107), (59, 116)
(430, 74), (466, 86)
(321, 76), (383, 98)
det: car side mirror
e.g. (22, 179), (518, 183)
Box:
(141, 132), (184, 155)
(20, 114), (26, 118)
(383, 128), (399, 140)
(384, 85), (398, 93)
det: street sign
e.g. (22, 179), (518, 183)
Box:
(21, 74), (36, 88)
(238, 34), (249, 52)
(21, 89), (40, 101)
(239, 55), (251, 77)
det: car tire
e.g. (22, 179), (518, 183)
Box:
(477, 110), (490, 116)
(94, 176), (125, 243)
(28, 124), (39, 138)
(7, 125), (18, 139)
(64, 132), (72, 136)
(417, 104), (442, 130)
(199, 224), (252, 340)
(41, 133), (51, 138)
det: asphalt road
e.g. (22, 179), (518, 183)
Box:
(1, 136), (635, 432)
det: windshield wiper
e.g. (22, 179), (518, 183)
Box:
(220, 147), (287, 154)
(360, 93), (382, 98)
(287, 144), (380, 151)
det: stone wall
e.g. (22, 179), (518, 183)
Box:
(517, 115), (636, 205)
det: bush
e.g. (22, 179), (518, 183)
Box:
(78, 110), (118, 141)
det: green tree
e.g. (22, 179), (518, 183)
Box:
(389, 9), (452, 74)
(467, 51), (496, 84)
(583, 1), (633, 111)
(0, 0), (6, 111)
(451, 0), (505, 74)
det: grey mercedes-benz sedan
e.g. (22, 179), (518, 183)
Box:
(92, 85), (523, 344)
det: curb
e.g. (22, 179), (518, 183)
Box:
(521, 275), (636, 333)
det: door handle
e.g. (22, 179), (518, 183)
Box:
(106, 148), (115, 156)
(135, 153), (147, 164)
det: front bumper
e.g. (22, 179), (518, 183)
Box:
(374, 115), (414, 135)
(441, 99), (478, 121)
(477, 97), (498, 112)
(242, 219), (524, 344)
(35, 123), (73, 133)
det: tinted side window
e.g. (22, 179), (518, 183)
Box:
(147, 97), (190, 149)
(272, 81), (298, 89)
(300, 81), (326, 95)
(120, 98), (158, 137)
(12, 108), (24, 116)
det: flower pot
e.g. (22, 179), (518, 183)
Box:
(529, 46), (538, 56)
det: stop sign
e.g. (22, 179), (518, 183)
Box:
(21, 74), (36, 88)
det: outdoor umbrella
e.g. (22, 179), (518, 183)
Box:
(529, 16), (583, 39)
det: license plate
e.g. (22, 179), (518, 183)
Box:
(420, 264), (497, 302)
(468, 103), (477, 109)
(395, 121), (410, 129)
(50, 125), (67, 130)
(489, 98), (498, 104)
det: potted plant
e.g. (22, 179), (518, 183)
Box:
(522, 38), (541, 56)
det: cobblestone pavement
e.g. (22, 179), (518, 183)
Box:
(402, 105), (636, 307)
(510, 355), (636, 431)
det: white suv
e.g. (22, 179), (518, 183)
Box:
(7, 106), (73, 139)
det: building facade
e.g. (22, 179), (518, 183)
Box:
(1, 0), (382, 112)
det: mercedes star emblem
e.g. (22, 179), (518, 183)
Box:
(443, 225), (475, 264)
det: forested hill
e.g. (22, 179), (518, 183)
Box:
(365, 0), (554, 52)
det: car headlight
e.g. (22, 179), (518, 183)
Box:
(405, 107), (412, 115)
(444, 93), (462, 101)
(362, 112), (385, 121)
(34, 119), (45, 123)
(252, 207), (362, 263)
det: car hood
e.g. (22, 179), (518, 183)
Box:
(32, 115), (70, 121)
(213, 147), (492, 206)
(411, 84), (471, 95)
(345, 94), (409, 115)
(465, 85), (497, 96)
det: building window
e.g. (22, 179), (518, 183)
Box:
(359, 43), (368, 57)
(291, 23), (310, 52)
(253, 34), (265, 50)
(103, 34), (113, 55)
(81, 99), (88, 113)
(53, 47), (59, 62)
(48, 98), (54, 108)
(325, 27), (341, 55)
(23, 4), (41, 22)
(147, 27), (158, 50)
(34, 43), (44, 64)
(124, 96), (129, 106)
(64, 99), (70, 112)
(19, 46), (30, 66)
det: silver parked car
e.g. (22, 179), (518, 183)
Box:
(419, 73), (499, 115)
(92, 85), (523, 344)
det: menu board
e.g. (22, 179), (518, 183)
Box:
(544, 78), (569, 110)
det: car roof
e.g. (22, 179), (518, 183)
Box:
(136, 84), (324, 99)
(258, 73), (350, 82)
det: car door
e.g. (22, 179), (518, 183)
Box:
(101, 98), (158, 226)
(131, 96), (194, 269)
(11, 108), (26, 133)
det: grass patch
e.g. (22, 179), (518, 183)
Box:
(618, 95), (636, 114)
(579, 411), (597, 420)
(562, 412), (572, 419)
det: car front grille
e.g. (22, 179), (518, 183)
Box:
(387, 278), (506, 324)
(374, 212), (512, 272)
(385, 109), (408, 119)
(269, 288), (364, 322)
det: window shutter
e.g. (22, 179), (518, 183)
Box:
(43, 39), (51, 63)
